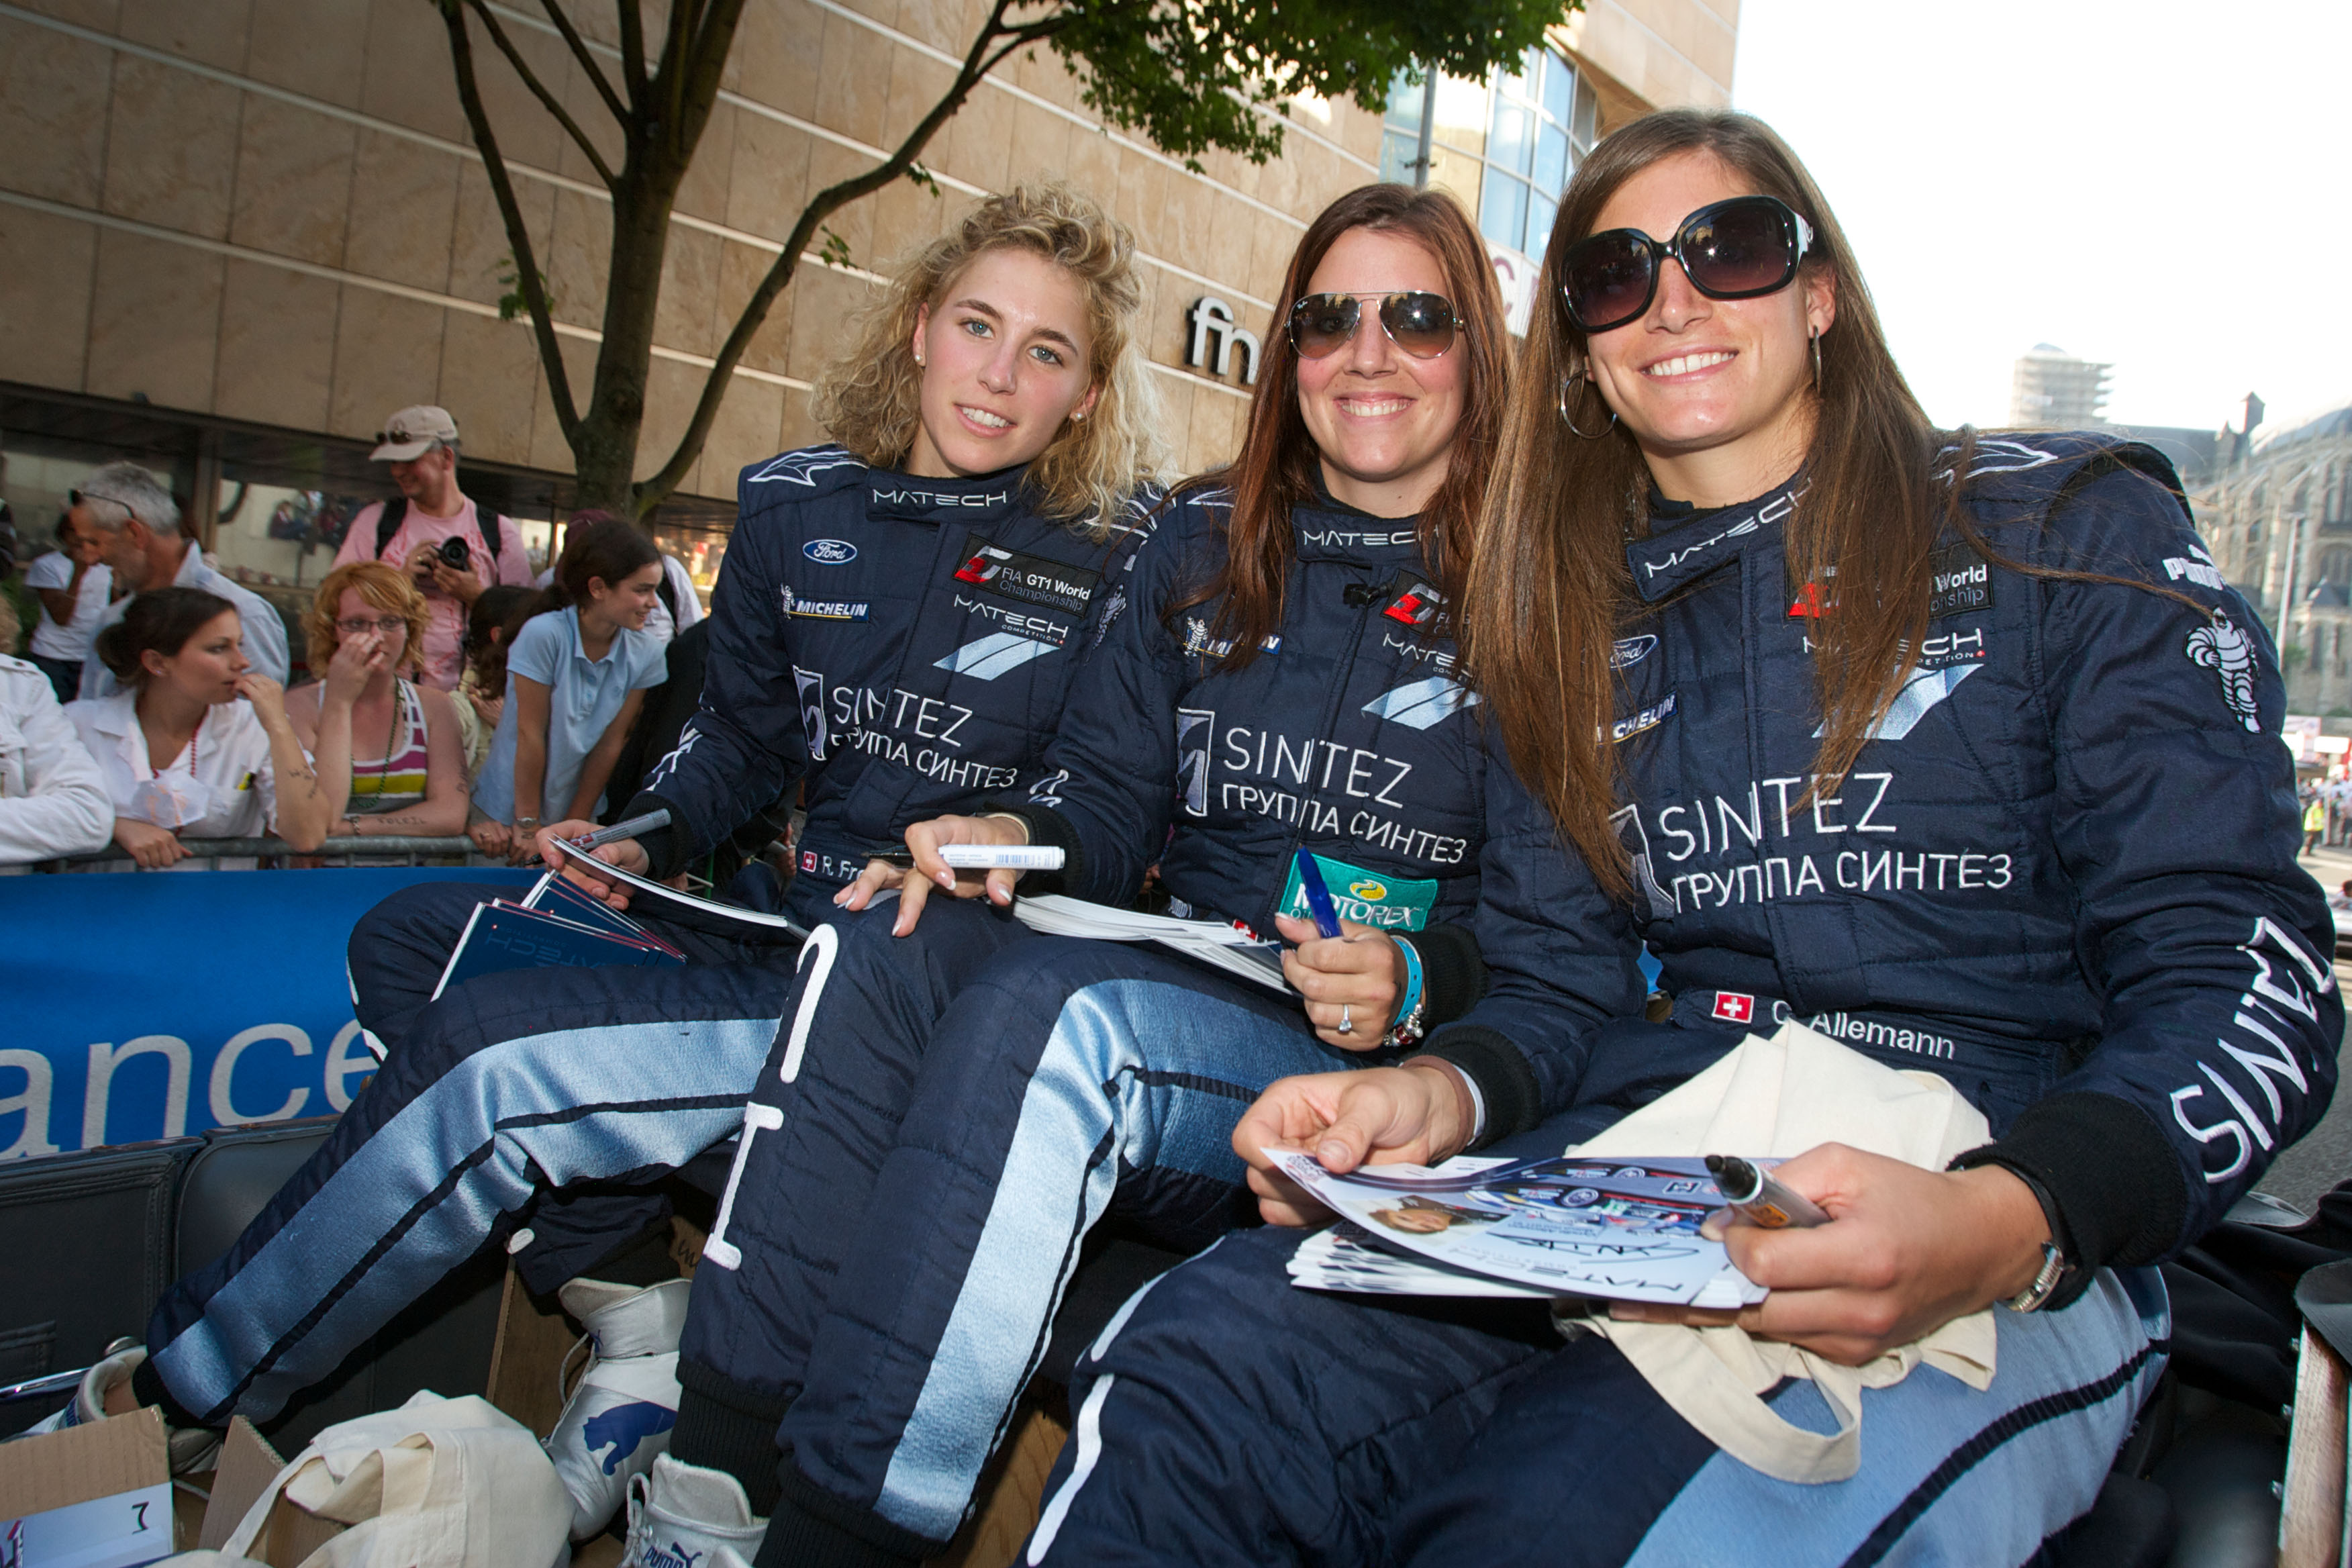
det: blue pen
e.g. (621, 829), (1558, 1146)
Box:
(1293, 848), (1343, 938)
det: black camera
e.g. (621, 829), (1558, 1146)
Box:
(436, 536), (472, 571)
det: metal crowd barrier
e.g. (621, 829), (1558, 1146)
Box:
(30, 834), (492, 870)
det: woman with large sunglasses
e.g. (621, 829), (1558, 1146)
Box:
(636, 183), (1590, 1567)
(1020, 109), (2338, 1567)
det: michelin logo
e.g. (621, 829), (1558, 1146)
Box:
(934, 632), (1054, 681)
(1362, 677), (1479, 730)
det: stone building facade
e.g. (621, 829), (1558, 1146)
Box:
(2192, 407), (2352, 714)
(0, 0), (1735, 626)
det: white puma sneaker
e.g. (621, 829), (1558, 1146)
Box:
(546, 1277), (693, 1540)
(15, 1339), (222, 1474)
(621, 1453), (767, 1568)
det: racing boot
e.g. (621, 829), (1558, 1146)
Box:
(546, 1277), (691, 1539)
(620, 1453), (767, 1568)
(15, 1339), (222, 1473)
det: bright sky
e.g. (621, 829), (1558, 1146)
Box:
(1731, 0), (2352, 436)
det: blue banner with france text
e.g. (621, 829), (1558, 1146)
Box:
(0, 867), (536, 1160)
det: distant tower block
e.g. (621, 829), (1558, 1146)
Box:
(2010, 343), (2112, 430)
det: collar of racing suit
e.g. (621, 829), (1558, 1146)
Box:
(1624, 474), (1806, 601)
(861, 461), (1031, 526)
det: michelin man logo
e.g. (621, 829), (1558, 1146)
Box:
(2186, 614), (2262, 733)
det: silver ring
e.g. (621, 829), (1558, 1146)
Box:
(1338, 1005), (1355, 1036)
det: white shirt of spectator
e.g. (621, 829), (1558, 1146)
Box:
(65, 690), (283, 844)
(79, 542), (291, 701)
(0, 656), (111, 869)
(23, 550), (113, 663)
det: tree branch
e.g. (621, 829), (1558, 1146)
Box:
(440, 1), (581, 442)
(636, 0), (1061, 509)
(536, 0), (630, 124)
(615, 0), (647, 104)
(464, 0), (618, 189)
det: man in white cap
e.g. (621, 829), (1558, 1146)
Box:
(336, 405), (534, 689)
(74, 461), (290, 700)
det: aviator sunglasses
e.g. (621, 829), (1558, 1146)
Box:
(1558, 195), (1815, 335)
(1286, 291), (1462, 360)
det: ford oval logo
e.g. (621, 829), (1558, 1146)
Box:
(804, 538), (857, 565)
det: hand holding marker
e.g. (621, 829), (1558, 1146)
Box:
(1704, 1153), (1830, 1229)
(568, 808), (671, 852)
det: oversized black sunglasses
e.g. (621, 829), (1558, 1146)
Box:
(1558, 195), (1814, 335)
(1286, 291), (1461, 361)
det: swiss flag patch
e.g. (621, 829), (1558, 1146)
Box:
(801, 850), (818, 873)
(1712, 992), (1755, 1024)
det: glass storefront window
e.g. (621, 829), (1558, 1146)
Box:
(1383, 46), (1596, 280)
(1476, 46), (1591, 260)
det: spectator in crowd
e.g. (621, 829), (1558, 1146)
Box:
(452, 583), (534, 780)
(284, 562), (469, 840)
(73, 462), (289, 700)
(0, 592), (112, 867)
(335, 406), (534, 691)
(64, 587), (334, 867)
(2304, 789), (2325, 856)
(470, 514), (665, 861)
(22, 511), (112, 702)
(534, 544), (702, 646)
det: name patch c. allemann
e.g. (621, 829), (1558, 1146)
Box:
(952, 539), (1100, 618)
(1928, 544), (1994, 619)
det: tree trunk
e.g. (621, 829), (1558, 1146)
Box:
(571, 164), (681, 518)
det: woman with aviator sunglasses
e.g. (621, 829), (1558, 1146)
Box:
(1024, 109), (2332, 1567)
(642, 183), (1569, 1568)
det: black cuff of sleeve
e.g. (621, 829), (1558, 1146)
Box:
(128, 1356), (201, 1430)
(981, 801), (1082, 895)
(1951, 1090), (2190, 1271)
(1421, 1024), (1541, 1150)
(1405, 922), (1487, 1032)
(622, 790), (685, 880)
(761, 1461), (932, 1567)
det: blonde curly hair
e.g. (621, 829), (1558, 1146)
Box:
(815, 182), (1165, 526)
(304, 560), (429, 675)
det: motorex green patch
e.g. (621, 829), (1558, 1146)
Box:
(1279, 852), (1436, 931)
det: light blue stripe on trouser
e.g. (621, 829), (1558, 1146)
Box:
(1623, 1267), (2167, 1567)
(873, 979), (1340, 1540)
(150, 1016), (779, 1420)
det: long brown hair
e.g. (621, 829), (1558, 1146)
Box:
(1467, 110), (1941, 900)
(1179, 184), (1510, 663)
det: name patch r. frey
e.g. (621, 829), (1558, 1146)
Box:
(952, 538), (1101, 618)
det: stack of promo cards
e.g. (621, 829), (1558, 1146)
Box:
(430, 871), (687, 999)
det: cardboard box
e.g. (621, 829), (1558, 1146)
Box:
(189, 1418), (347, 1568)
(0, 1406), (176, 1567)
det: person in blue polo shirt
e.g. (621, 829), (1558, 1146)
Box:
(469, 513), (667, 859)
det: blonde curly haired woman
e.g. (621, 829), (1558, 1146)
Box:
(89, 183), (1167, 1550)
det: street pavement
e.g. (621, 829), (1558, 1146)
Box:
(2255, 840), (2352, 1213)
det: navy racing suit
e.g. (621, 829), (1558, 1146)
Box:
(140, 450), (1155, 1426)
(666, 487), (1644, 1561)
(1025, 434), (2343, 1566)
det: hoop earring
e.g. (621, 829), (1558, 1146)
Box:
(1557, 372), (1618, 440)
(1810, 326), (1822, 391)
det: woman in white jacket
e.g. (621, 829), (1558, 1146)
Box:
(0, 595), (112, 867)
